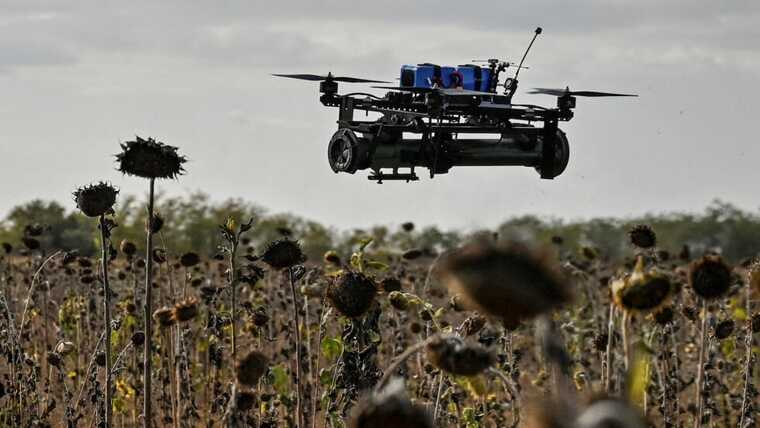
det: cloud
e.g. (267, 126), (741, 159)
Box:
(0, 39), (77, 69)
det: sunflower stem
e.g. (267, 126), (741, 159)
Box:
(605, 303), (615, 392)
(99, 215), (113, 428)
(229, 239), (238, 364)
(694, 299), (707, 428)
(739, 280), (754, 428)
(288, 267), (303, 428)
(143, 178), (155, 428)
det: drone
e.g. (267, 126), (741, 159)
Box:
(273, 28), (636, 183)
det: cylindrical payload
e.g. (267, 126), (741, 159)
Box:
(327, 128), (570, 179)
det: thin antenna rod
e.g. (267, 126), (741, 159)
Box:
(514, 27), (542, 81)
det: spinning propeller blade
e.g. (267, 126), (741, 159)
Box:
(528, 87), (637, 97)
(272, 73), (389, 84)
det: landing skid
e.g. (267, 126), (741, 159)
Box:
(369, 169), (419, 184)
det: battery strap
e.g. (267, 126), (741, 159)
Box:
(473, 66), (482, 91)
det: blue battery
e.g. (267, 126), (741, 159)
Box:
(456, 65), (492, 92)
(400, 64), (458, 88)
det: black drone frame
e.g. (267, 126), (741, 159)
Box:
(274, 28), (635, 183)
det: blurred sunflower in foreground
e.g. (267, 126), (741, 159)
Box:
(436, 240), (572, 329)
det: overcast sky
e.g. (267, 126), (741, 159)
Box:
(1, 1), (758, 230)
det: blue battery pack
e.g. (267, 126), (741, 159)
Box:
(400, 63), (457, 89)
(456, 65), (491, 92)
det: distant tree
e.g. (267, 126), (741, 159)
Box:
(2, 195), (759, 263)
(0, 199), (95, 254)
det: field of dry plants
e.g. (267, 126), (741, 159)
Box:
(0, 137), (758, 428)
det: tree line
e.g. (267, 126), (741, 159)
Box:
(1, 193), (758, 263)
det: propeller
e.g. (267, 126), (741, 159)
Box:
(528, 87), (637, 97)
(272, 73), (389, 84)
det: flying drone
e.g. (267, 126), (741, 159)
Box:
(273, 28), (636, 183)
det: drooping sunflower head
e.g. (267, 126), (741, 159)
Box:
(236, 351), (269, 388)
(152, 307), (175, 327)
(261, 238), (306, 270)
(323, 250), (341, 266)
(688, 255), (732, 300)
(628, 224), (657, 249)
(120, 240), (137, 257)
(350, 379), (432, 428)
(437, 240), (571, 328)
(179, 252), (200, 268)
(73, 182), (118, 218)
(612, 257), (674, 314)
(116, 136), (186, 179)
(326, 270), (377, 318)
(172, 298), (199, 323)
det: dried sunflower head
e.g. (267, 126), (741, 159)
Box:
(236, 351), (269, 388)
(628, 224), (657, 249)
(350, 379), (432, 428)
(261, 238), (306, 270)
(611, 257), (673, 313)
(95, 352), (106, 367)
(131, 331), (145, 346)
(235, 389), (256, 412)
(120, 240), (137, 257)
(326, 270), (377, 318)
(437, 240), (571, 329)
(172, 298), (199, 323)
(153, 307), (175, 327)
(425, 335), (494, 376)
(387, 291), (409, 311)
(47, 352), (63, 368)
(252, 306), (269, 326)
(152, 248), (167, 264)
(688, 255), (732, 300)
(323, 250), (341, 266)
(116, 136), (186, 179)
(401, 249), (423, 261)
(379, 277), (402, 293)
(179, 252), (200, 268)
(714, 319), (734, 340)
(460, 314), (487, 337)
(652, 306), (675, 325)
(73, 182), (118, 218)
(146, 212), (164, 234)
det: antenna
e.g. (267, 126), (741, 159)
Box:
(514, 27), (542, 81)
